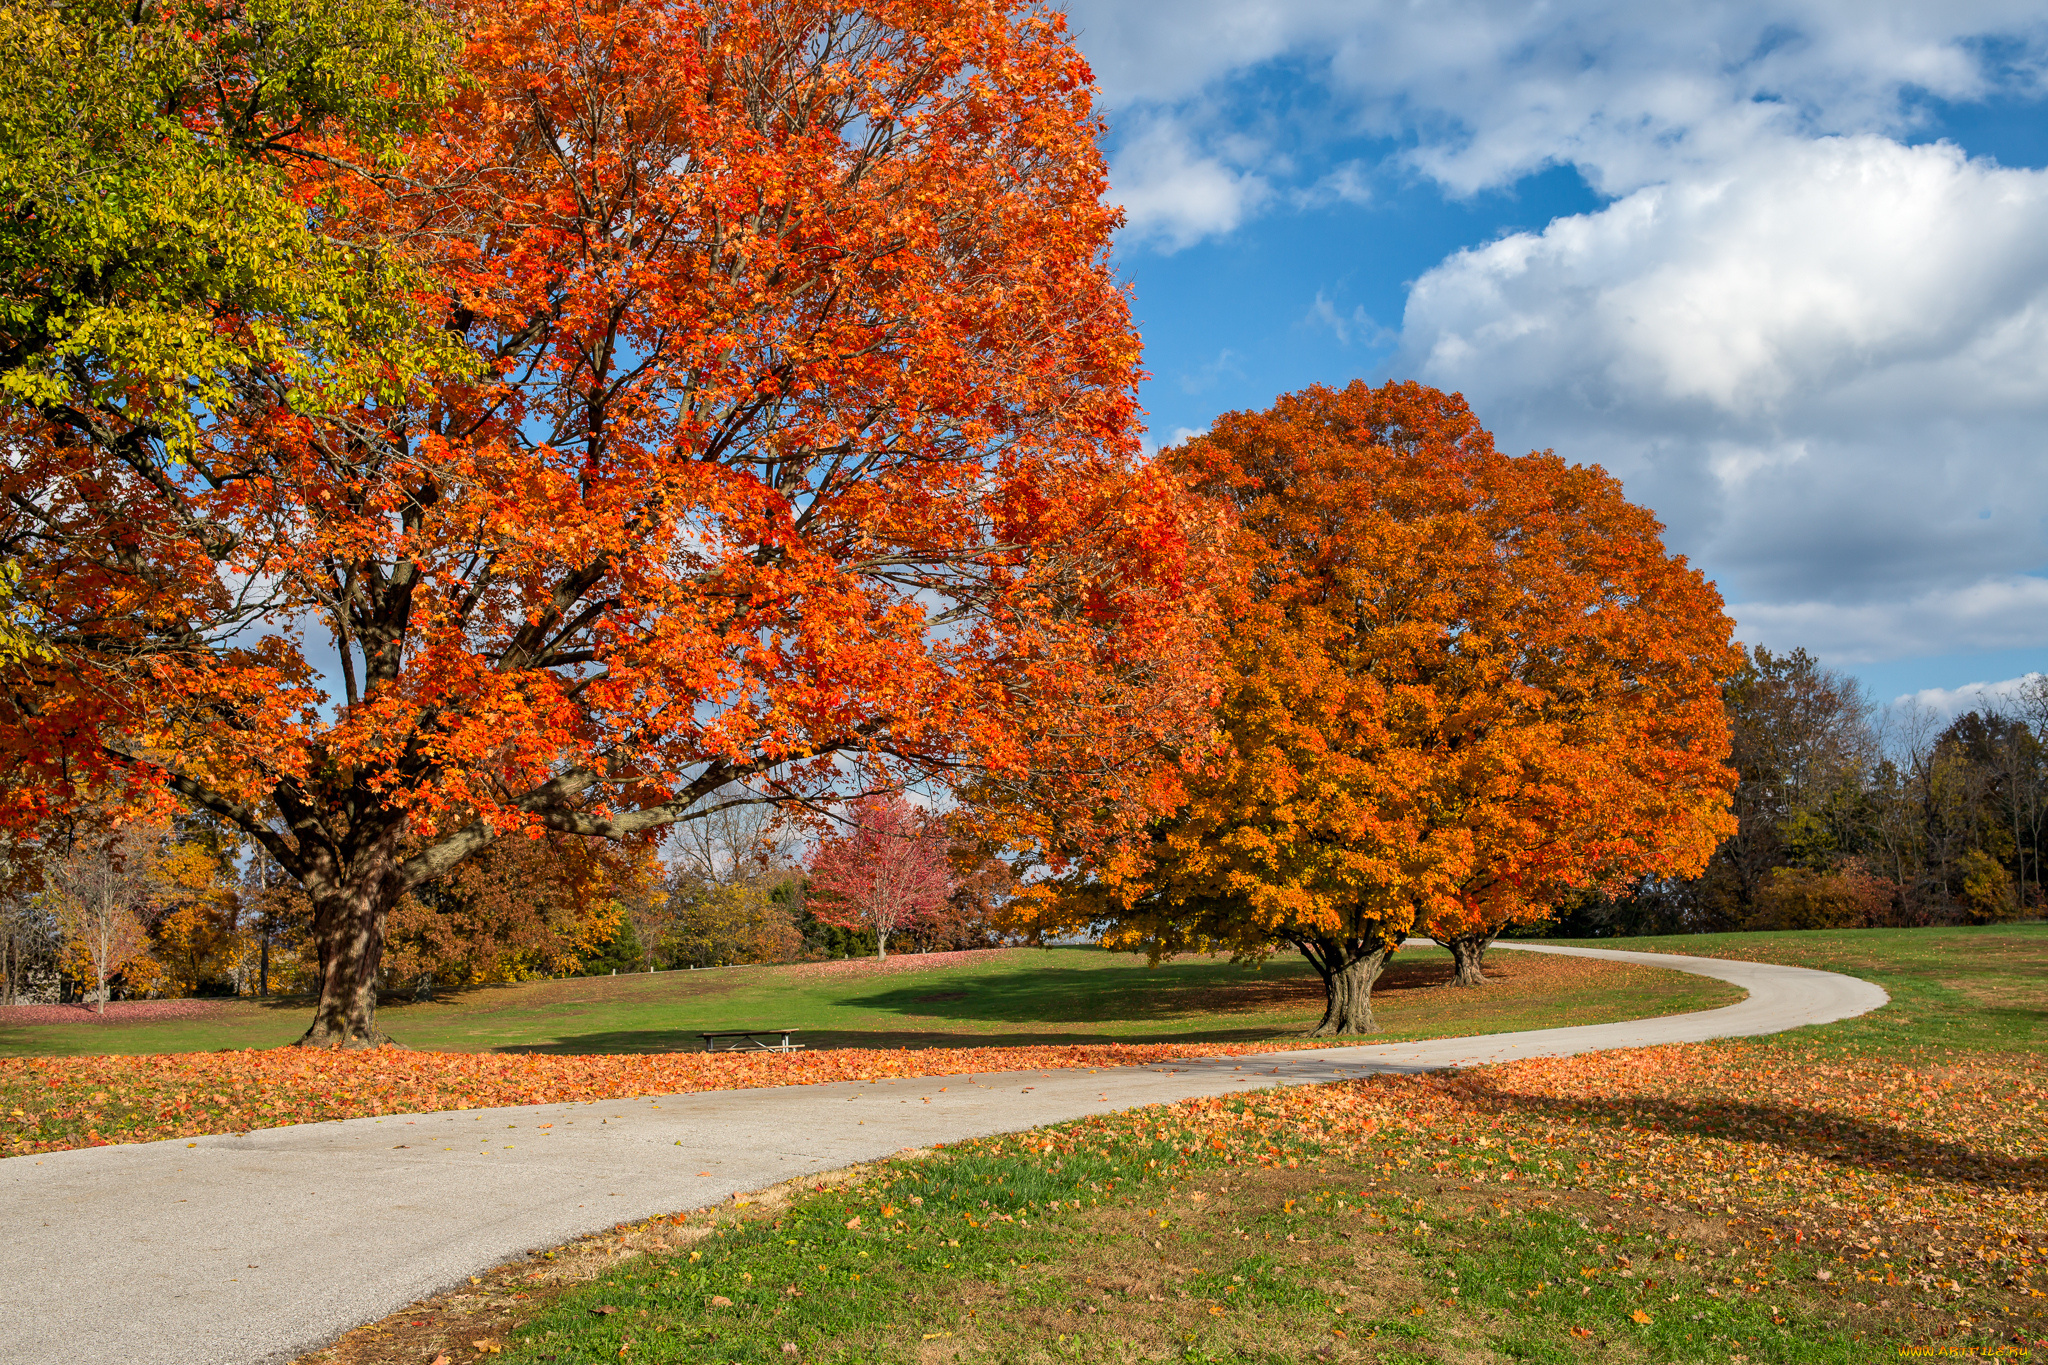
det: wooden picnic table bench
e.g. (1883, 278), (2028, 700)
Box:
(700, 1028), (805, 1053)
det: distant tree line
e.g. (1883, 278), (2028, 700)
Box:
(1554, 647), (2047, 936)
(0, 787), (1012, 1007)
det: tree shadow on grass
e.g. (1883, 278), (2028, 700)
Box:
(1448, 1071), (2048, 1195)
(498, 1023), (1322, 1055)
(834, 957), (1451, 1026)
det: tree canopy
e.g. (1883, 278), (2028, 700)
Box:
(0, 0), (1209, 1044)
(1080, 382), (1738, 1032)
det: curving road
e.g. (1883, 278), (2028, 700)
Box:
(0, 942), (1886, 1365)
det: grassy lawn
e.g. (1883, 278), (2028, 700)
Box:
(0, 941), (1738, 1059)
(293, 925), (2047, 1365)
(1540, 922), (2048, 1053)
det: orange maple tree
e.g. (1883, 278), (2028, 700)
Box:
(0, 0), (1208, 1045)
(1084, 382), (1737, 1032)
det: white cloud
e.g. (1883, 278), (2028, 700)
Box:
(1107, 116), (1271, 251)
(1895, 673), (2043, 719)
(1294, 160), (1374, 208)
(1316, 0), (2040, 196)
(1062, 1), (2048, 666)
(1061, 0), (1358, 105)
(1732, 577), (2048, 665)
(1396, 134), (2048, 659)
(1068, 1), (2048, 194)
(1406, 137), (2048, 418)
(1070, 1), (2048, 262)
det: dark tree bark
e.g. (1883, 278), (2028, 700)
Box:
(1444, 932), (1495, 987)
(1295, 932), (1398, 1035)
(294, 824), (407, 1048)
(299, 892), (397, 1046)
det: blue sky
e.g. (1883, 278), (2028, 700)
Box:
(1061, 0), (2048, 717)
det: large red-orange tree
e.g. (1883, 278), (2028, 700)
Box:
(0, 0), (1208, 1045)
(1087, 382), (1737, 1033)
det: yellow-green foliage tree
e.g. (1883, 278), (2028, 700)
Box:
(663, 879), (804, 969)
(0, 0), (458, 442)
(1088, 382), (1738, 1032)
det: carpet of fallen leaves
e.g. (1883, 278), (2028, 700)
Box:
(0, 999), (232, 1025)
(1, 1041), (1308, 1157)
(967, 1038), (2046, 1303)
(2, 950), (1737, 1160)
(774, 948), (1019, 980)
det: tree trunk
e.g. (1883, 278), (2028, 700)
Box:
(1444, 933), (1495, 987)
(1298, 935), (1395, 1035)
(297, 858), (403, 1049)
(876, 928), (888, 961)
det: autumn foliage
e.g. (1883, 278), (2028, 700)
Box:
(381, 834), (655, 992)
(806, 796), (954, 959)
(1083, 383), (1737, 1032)
(0, 0), (1208, 1044)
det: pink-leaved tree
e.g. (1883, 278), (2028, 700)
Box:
(807, 797), (954, 960)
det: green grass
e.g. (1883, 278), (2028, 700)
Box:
(0, 941), (1739, 1059)
(342, 924), (2047, 1365)
(467, 1108), (1914, 1365)
(1540, 922), (2048, 1053)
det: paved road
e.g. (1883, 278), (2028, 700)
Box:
(0, 943), (1885, 1365)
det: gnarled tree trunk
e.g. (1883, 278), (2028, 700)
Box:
(1444, 932), (1495, 987)
(297, 841), (406, 1049)
(1296, 932), (1398, 1035)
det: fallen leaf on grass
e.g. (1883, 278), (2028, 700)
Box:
(590, 1305), (617, 1316)
(1630, 1310), (1653, 1324)
(708, 1295), (733, 1308)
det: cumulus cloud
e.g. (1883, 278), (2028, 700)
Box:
(1068, 1), (2048, 192)
(1395, 134), (2048, 660)
(1106, 116), (1271, 251)
(1062, 0), (2048, 665)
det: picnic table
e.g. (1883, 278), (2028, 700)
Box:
(700, 1028), (805, 1053)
